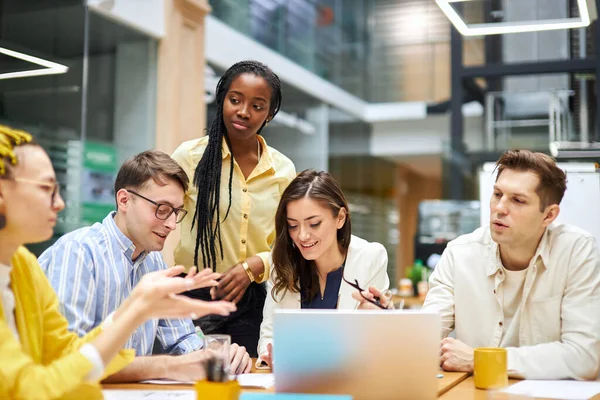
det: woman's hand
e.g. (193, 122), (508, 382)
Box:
(125, 266), (237, 321)
(211, 263), (250, 303)
(211, 257), (264, 303)
(258, 343), (274, 369)
(352, 287), (393, 310)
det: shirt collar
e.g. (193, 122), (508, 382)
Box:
(102, 211), (148, 263)
(0, 263), (12, 287)
(221, 135), (275, 175)
(487, 226), (551, 276)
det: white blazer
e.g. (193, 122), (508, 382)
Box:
(256, 235), (390, 363)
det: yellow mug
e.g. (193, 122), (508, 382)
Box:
(194, 379), (240, 400)
(473, 347), (508, 390)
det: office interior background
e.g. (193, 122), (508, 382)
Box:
(1, 0), (599, 289)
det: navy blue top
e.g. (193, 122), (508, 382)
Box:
(301, 267), (344, 309)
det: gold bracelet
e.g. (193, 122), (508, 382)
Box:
(242, 261), (255, 283)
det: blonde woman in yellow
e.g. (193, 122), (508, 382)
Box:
(0, 125), (237, 400)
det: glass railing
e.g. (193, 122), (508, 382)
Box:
(210, 0), (470, 103)
(484, 90), (576, 152)
(210, 0), (371, 99)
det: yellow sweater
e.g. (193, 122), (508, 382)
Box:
(0, 246), (134, 400)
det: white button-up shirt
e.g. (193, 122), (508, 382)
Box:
(423, 223), (600, 380)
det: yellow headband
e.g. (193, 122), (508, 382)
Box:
(0, 125), (33, 177)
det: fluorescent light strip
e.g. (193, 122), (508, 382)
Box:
(436, 0), (590, 36)
(0, 46), (68, 80)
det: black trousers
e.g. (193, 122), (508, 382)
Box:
(179, 274), (266, 358)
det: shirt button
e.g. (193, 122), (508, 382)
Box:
(243, 188), (248, 193)
(499, 321), (503, 326)
(241, 239), (246, 244)
(493, 290), (496, 294)
(243, 214), (248, 219)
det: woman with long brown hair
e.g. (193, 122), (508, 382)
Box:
(256, 169), (390, 368)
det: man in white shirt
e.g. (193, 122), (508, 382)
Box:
(355, 150), (600, 380)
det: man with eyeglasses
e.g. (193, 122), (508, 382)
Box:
(39, 150), (252, 383)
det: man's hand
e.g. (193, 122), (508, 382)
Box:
(440, 337), (474, 372)
(185, 266), (222, 289)
(120, 266), (236, 322)
(163, 350), (210, 381)
(211, 263), (251, 303)
(229, 343), (252, 374)
(162, 343), (251, 381)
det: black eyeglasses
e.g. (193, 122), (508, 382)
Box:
(127, 190), (188, 223)
(342, 275), (389, 309)
(10, 178), (61, 207)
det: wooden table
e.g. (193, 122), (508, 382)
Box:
(102, 371), (469, 397)
(436, 371), (470, 396)
(438, 377), (568, 400)
(439, 377), (508, 400)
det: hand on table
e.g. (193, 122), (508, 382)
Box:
(440, 337), (474, 373)
(258, 343), (273, 369)
(229, 343), (252, 374)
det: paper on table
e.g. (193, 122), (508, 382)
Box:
(140, 373), (275, 389)
(237, 373), (275, 388)
(103, 390), (195, 400)
(500, 380), (600, 400)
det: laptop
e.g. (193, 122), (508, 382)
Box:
(273, 309), (440, 400)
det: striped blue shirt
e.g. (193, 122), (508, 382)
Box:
(39, 212), (201, 356)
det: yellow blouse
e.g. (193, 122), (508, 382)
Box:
(172, 135), (296, 279)
(0, 246), (134, 400)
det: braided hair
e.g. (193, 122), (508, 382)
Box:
(192, 61), (282, 271)
(0, 124), (36, 230)
(0, 124), (34, 177)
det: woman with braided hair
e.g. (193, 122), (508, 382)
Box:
(0, 124), (236, 399)
(172, 60), (296, 357)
